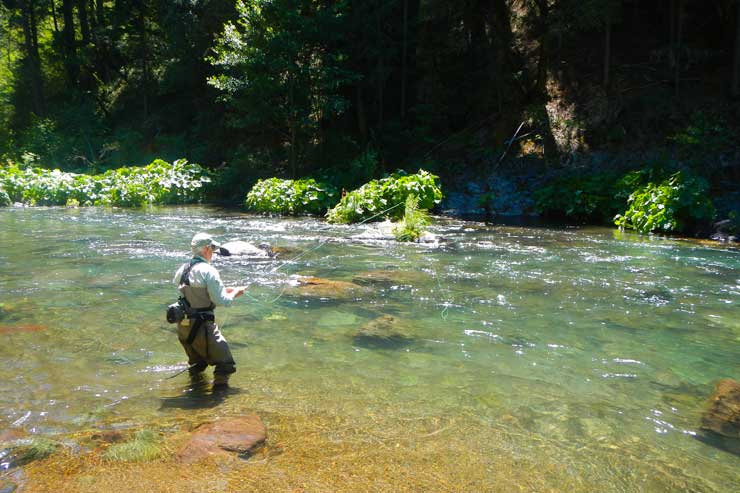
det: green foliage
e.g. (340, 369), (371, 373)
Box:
(0, 186), (9, 206)
(0, 158), (211, 207)
(670, 112), (735, 156)
(13, 437), (59, 464)
(208, 0), (359, 170)
(326, 169), (442, 224)
(245, 177), (337, 214)
(103, 430), (164, 462)
(614, 171), (715, 234)
(342, 149), (379, 189)
(534, 170), (625, 222)
(393, 194), (430, 242)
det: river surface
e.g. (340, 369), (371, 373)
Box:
(0, 205), (738, 491)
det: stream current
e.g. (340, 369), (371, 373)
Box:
(0, 205), (738, 491)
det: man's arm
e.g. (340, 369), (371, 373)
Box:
(204, 267), (246, 306)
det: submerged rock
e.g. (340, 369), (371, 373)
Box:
(354, 314), (414, 348)
(269, 246), (302, 258)
(89, 430), (124, 444)
(0, 429), (27, 443)
(176, 415), (266, 464)
(701, 379), (740, 438)
(285, 276), (366, 301)
(0, 480), (17, 493)
(0, 324), (46, 335)
(352, 269), (430, 287)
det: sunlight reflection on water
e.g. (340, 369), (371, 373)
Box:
(0, 206), (738, 490)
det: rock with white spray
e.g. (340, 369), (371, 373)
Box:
(220, 241), (274, 258)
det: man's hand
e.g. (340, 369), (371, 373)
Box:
(226, 286), (247, 299)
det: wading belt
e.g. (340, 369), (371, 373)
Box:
(185, 312), (215, 345)
(179, 259), (216, 346)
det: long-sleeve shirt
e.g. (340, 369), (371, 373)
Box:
(172, 256), (236, 307)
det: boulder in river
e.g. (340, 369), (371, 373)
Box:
(176, 415), (266, 464)
(354, 314), (414, 348)
(285, 276), (366, 301)
(701, 379), (740, 438)
(220, 240), (274, 258)
(269, 245), (302, 258)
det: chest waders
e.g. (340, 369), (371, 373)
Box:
(179, 259), (216, 355)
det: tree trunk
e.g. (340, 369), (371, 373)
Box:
(376, 3), (384, 131)
(50, 0), (59, 33)
(21, 0), (44, 115)
(87, 0), (96, 32)
(96, 0), (104, 25)
(356, 85), (368, 142)
(732, 0), (740, 98)
(603, 15), (611, 88)
(534, 0), (549, 96)
(77, 0), (90, 45)
(400, 0), (407, 120)
(61, 0), (77, 83)
(674, 0), (683, 97)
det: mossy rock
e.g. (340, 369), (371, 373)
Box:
(353, 314), (415, 348)
(7, 437), (59, 466)
(701, 379), (740, 439)
(285, 276), (367, 301)
(352, 269), (430, 287)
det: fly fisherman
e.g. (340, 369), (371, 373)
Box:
(173, 233), (247, 389)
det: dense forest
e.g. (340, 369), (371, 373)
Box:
(1, 0), (739, 234)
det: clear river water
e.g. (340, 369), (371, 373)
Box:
(0, 205), (738, 491)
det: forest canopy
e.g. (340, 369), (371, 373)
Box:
(1, 0), (738, 230)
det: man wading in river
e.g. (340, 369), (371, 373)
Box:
(173, 233), (246, 389)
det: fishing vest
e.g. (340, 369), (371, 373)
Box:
(178, 259), (216, 312)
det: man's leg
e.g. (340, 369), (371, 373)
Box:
(205, 322), (236, 387)
(177, 320), (207, 374)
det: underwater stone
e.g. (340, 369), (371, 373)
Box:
(90, 430), (124, 444)
(176, 415), (266, 464)
(0, 324), (46, 335)
(354, 314), (414, 348)
(701, 379), (740, 439)
(352, 270), (429, 287)
(285, 277), (366, 301)
(0, 481), (16, 493)
(0, 429), (26, 442)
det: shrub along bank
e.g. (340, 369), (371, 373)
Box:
(0, 159), (211, 207)
(326, 169), (443, 224)
(1, 156), (730, 239)
(244, 178), (337, 214)
(534, 166), (720, 236)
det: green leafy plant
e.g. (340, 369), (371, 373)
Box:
(0, 186), (9, 206)
(245, 177), (338, 214)
(393, 194), (430, 242)
(0, 158), (211, 207)
(614, 171), (715, 234)
(326, 169), (442, 224)
(670, 112), (735, 155)
(11, 437), (59, 465)
(534, 170), (624, 222)
(103, 430), (165, 462)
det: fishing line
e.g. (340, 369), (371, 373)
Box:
(164, 200), (442, 381)
(239, 200), (408, 306)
